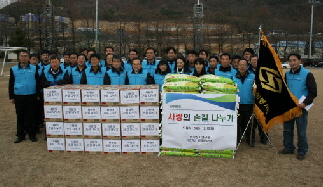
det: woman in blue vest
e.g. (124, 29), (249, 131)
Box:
(104, 55), (127, 85)
(80, 53), (107, 85)
(70, 54), (87, 84)
(173, 56), (191, 74)
(40, 55), (70, 88)
(190, 57), (208, 77)
(154, 59), (171, 90)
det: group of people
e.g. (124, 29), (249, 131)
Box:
(9, 46), (316, 161)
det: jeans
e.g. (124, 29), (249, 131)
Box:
(283, 109), (308, 155)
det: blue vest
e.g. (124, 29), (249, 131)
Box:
(168, 61), (176, 73)
(142, 60), (159, 75)
(285, 67), (309, 99)
(123, 60), (133, 72)
(233, 73), (255, 104)
(154, 73), (167, 90)
(43, 67), (68, 82)
(127, 69), (149, 85)
(107, 68), (127, 85)
(84, 66), (107, 85)
(71, 66), (86, 85)
(215, 66), (237, 79)
(12, 65), (37, 95)
(100, 60), (106, 67)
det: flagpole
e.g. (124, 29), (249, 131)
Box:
(258, 25), (262, 56)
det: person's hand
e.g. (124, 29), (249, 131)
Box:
(298, 103), (306, 109)
(11, 99), (15, 104)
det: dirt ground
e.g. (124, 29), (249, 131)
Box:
(0, 63), (322, 187)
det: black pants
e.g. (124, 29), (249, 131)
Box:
(237, 104), (253, 142)
(14, 95), (38, 139)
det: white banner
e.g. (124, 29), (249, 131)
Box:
(162, 93), (237, 150)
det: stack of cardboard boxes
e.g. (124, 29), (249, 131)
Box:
(44, 84), (160, 155)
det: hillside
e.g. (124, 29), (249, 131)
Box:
(0, 0), (322, 34)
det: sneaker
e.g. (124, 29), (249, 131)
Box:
(14, 138), (23, 143)
(278, 149), (294, 154)
(297, 154), (305, 161)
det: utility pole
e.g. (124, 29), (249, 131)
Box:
(43, 0), (55, 51)
(308, 0), (320, 59)
(95, 0), (99, 52)
(193, 0), (204, 51)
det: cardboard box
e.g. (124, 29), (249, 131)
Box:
(120, 85), (140, 105)
(101, 106), (120, 123)
(140, 85), (159, 105)
(47, 138), (65, 152)
(64, 122), (83, 138)
(63, 105), (82, 122)
(46, 122), (64, 138)
(121, 123), (140, 139)
(44, 105), (63, 122)
(103, 139), (121, 153)
(81, 88), (100, 105)
(140, 106), (160, 122)
(140, 123), (160, 139)
(141, 139), (160, 153)
(84, 139), (103, 153)
(65, 138), (84, 153)
(83, 123), (102, 139)
(62, 87), (81, 105)
(102, 123), (121, 139)
(43, 87), (62, 105)
(82, 106), (101, 122)
(122, 139), (140, 153)
(120, 106), (140, 122)
(100, 86), (120, 105)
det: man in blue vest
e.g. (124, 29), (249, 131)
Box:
(142, 47), (159, 75)
(104, 55), (127, 85)
(233, 59), (255, 146)
(80, 53), (106, 85)
(215, 53), (237, 79)
(124, 49), (139, 72)
(9, 50), (40, 143)
(279, 54), (317, 161)
(125, 57), (154, 85)
(70, 54), (87, 84)
(41, 55), (70, 88)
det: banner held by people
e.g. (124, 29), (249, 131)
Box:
(254, 33), (302, 133)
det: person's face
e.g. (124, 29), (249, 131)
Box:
(132, 59), (142, 72)
(231, 59), (240, 69)
(220, 55), (231, 67)
(199, 52), (207, 60)
(50, 58), (60, 71)
(128, 51), (138, 60)
(77, 55), (86, 66)
(195, 63), (204, 72)
(87, 51), (94, 60)
(251, 57), (258, 68)
(238, 60), (248, 74)
(29, 56), (39, 65)
(106, 55), (113, 67)
(187, 54), (197, 64)
(64, 55), (70, 63)
(69, 54), (77, 65)
(288, 55), (301, 71)
(167, 49), (176, 60)
(90, 57), (100, 67)
(146, 49), (155, 60)
(176, 59), (184, 69)
(41, 53), (49, 63)
(82, 50), (87, 56)
(243, 52), (252, 62)
(112, 58), (121, 69)
(105, 48), (113, 55)
(159, 63), (167, 72)
(209, 57), (218, 68)
(19, 52), (30, 65)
